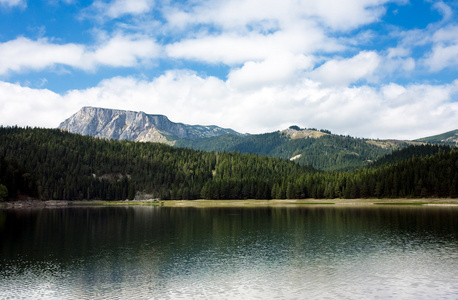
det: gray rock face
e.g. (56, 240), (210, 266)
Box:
(58, 107), (240, 143)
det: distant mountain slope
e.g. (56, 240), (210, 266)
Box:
(176, 126), (417, 171)
(58, 107), (241, 144)
(414, 129), (458, 146)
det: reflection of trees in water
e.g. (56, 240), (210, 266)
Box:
(1, 207), (457, 273)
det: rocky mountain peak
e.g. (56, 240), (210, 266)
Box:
(58, 106), (241, 143)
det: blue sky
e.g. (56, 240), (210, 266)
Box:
(1, 0), (458, 139)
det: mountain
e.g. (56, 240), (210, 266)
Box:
(176, 126), (422, 171)
(58, 106), (241, 144)
(58, 107), (453, 172)
(414, 129), (458, 146)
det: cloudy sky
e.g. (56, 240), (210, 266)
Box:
(1, 0), (458, 139)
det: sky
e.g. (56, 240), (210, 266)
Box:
(0, 0), (458, 139)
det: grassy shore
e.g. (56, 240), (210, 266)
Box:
(2, 198), (458, 209)
(156, 198), (458, 207)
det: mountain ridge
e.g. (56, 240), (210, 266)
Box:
(174, 127), (416, 171)
(58, 107), (456, 171)
(414, 129), (458, 146)
(58, 106), (242, 144)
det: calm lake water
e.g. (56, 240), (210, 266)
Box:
(1, 205), (458, 299)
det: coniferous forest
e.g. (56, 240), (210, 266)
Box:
(0, 126), (457, 201)
(175, 130), (396, 171)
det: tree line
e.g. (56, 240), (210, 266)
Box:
(0, 127), (313, 201)
(0, 126), (456, 201)
(272, 146), (458, 199)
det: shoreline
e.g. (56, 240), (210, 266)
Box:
(2, 198), (458, 209)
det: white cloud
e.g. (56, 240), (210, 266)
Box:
(163, 0), (390, 68)
(432, 25), (458, 44)
(1, 73), (458, 140)
(432, 1), (453, 22)
(422, 25), (458, 72)
(0, 0), (25, 8)
(166, 19), (342, 65)
(387, 47), (410, 59)
(164, 0), (288, 31)
(166, 33), (274, 65)
(80, 34), (160, 70)
(164, 0), (391, 32)
(0, 81), (64, 128)
(227, 54), (315, 90)
(309, 51), (381, 86)
(0, 37), (84, 75)
(375, 82), (458, 137)
(86, 0), (155, 20)
(106, 0), (154, 18)
(387, 56), (415, 73)
(394, 17), (458, 73)
(0, 35), (160, 75)
(425, 44), (458, 72)
(295, 0), (390, 31)
(378, 48), (416, 77)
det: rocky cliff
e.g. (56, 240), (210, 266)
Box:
(58, 107), (240, 143)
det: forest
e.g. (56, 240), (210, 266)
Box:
(0, 126), (457, 201)
(175, 129), (404, 171)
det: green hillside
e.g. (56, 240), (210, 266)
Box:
(414, 129), (458, 146)
(176, 128), (410, 171)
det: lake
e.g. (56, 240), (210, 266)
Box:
(1, 205), (458, 299)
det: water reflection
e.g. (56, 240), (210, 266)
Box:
(1, 206), (458, 299)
